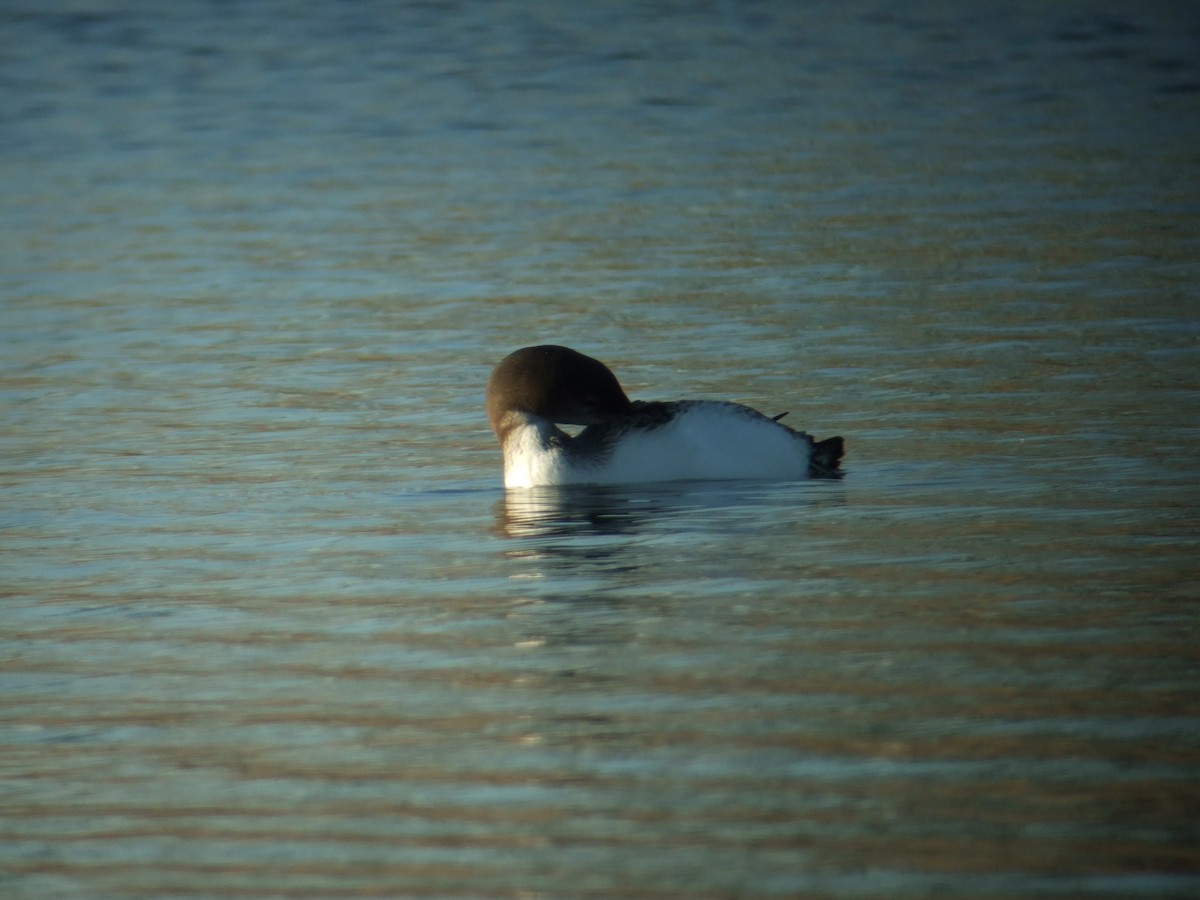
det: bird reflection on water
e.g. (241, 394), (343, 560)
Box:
(493, 481), (846, 542)
(492, 481), (848, 600)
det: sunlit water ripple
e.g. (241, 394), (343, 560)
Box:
(2, 1), (1198, 897)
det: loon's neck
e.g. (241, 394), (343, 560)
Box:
(498, 411), (573, 490)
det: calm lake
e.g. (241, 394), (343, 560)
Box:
(2, 1), (1198, 897)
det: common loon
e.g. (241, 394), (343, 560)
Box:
(486, 345), (844, 489)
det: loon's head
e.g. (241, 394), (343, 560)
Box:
(486, 345), (633, 438)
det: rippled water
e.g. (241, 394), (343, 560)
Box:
(3, 1), (1199, 897)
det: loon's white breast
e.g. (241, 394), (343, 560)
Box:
(486, 345), (843, 489)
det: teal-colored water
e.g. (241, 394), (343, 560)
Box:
(2, 2), (1198, 896)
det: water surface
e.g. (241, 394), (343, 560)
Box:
(2, 1), (1199, 897)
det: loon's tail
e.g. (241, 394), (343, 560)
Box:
(809, 436), (845, 479)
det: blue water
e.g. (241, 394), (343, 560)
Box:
(2, 1), (1199, 897)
